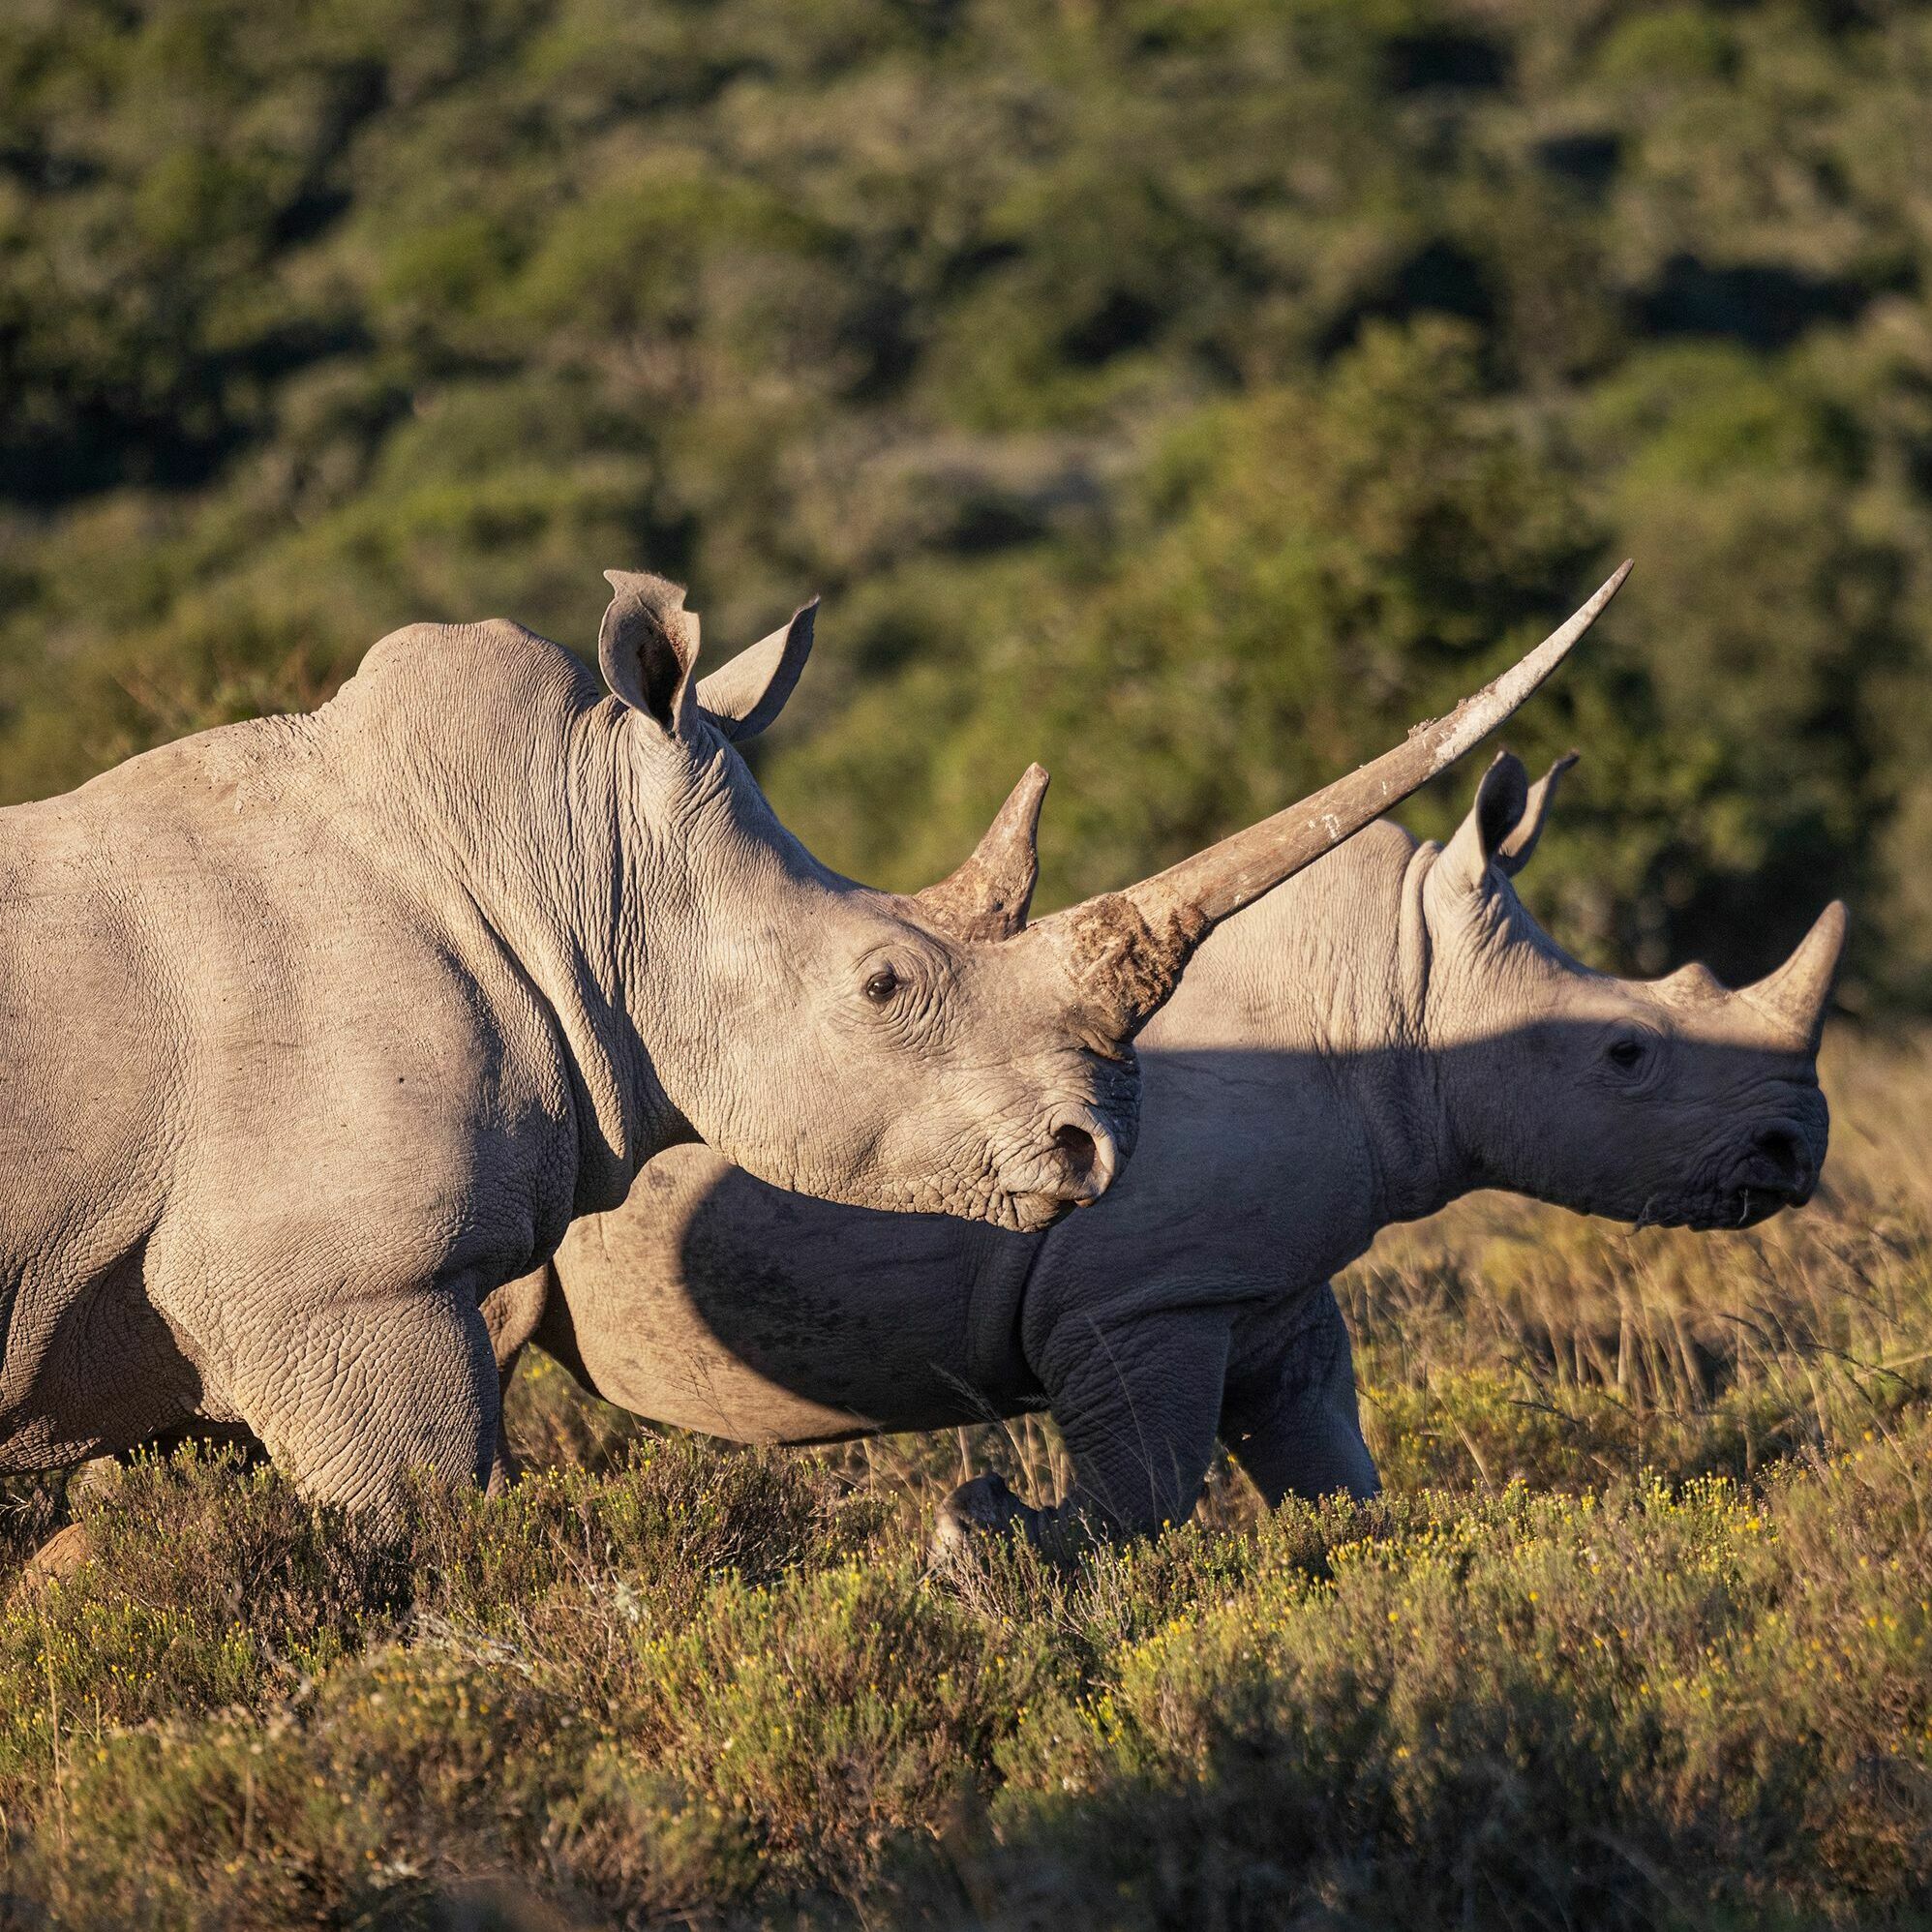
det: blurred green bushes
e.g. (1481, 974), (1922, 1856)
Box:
(3, 0), (1931, 996)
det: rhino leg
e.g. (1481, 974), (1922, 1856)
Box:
(227, 1291), (499, 1520)
(481, 1263), (553, 1376)
(6, 1457), (117, 1601)
(1221, 1283), (1379, 1504)
(48, 1278), (543, 1519)
(13, 1521), (95, 1596)
(478, 1263), (556, 1492)
(934, 1309), (1234, 1556)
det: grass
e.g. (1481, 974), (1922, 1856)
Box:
(2, 1030), (1930, 1928)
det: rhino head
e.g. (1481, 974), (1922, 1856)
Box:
(598, 563), (1625, 1232)
(1422, 750), (1845, 1229)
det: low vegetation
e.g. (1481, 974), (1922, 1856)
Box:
(3, 1027), (1929, 1928)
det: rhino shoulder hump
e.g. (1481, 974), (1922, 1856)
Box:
(333, 618), (599, 743)
(351, 617), (550, 689)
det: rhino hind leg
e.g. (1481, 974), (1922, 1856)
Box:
(7, 1456), (112, 1600)
(229, 1290), (500, 1520)
(12, 1520), (95, 1597)
(931, 1470), (1035, 1557)
(931, 1472), (1119, 1568)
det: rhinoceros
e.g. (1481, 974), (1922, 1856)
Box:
(471, 746), (1844, 1548)
(0, 564), (1622, 1522)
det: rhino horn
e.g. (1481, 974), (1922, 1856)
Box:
(1038, 562), (1631, 1041)
(696, 599), (818, 742)
(1660, 959), (1727, 1003)
(914, 764), (1050, 943)
(1740, 900), (1849, 1053)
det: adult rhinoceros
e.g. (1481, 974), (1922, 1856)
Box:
(477, 747), (1844, 1548)
(0, 565), (1622, 1519)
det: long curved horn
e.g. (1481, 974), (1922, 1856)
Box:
(1740, 900), (1848, 1054)
(913, 765), (1050, 943)
(1040, 562), (1631, 1040)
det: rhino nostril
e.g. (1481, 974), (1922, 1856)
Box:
(1752, 1128), (1807, 1189)
(1055, 1122), (1097, 1176)
(1047, 1112), (1118, 1203)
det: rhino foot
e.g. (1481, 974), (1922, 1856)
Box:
(931, 1472), (1033, 1561)
(12, 1521), (96, 1599)
(931, 1471), (1098, 1565)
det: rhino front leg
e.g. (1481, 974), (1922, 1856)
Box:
(226, 1290), (500, 1520)
(1221, 1283), (1379, 1505)
(935, 1310), (1233, 1557)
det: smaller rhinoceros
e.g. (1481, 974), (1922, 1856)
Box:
(478, 749), (1845, 1548)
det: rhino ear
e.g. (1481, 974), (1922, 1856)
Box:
(599, 569), (700, 736)
(1495, 751), (1578, 878)
(696, 599), (818, 742)
(1440, 750), (1530, 894)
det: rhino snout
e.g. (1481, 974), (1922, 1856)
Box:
(1735, 1120), (1820, 1208)
(998, 1105), (1123, 1229)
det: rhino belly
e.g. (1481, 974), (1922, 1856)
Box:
(550, 1152), (1043, 1446)
(562, 1260), (1038, 1446)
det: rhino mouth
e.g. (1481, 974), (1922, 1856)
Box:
(1708, 1184), (1809, 1230)
(1633, 1133), (1819, 1231)
(1644, 1192), (1796, 1233)
(1733, 1122), (1819, 1217)
(1674, 1127), (1820, 1229)
(999, 1191), (1081, 1235)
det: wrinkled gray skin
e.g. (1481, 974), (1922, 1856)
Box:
(0, 562), (1623, 1524)
(481, 752), (1844, 1549)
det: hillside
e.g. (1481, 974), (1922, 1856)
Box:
(3, 0), (1930, 995)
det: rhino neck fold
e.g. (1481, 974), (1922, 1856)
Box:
(533, 704), (699, 1211)
(377, 680), (687, 1215)
(1363, 838), (1468, 1226)
(1159, 825), (1464, 1239)
(1408, 840), (1545, 1215)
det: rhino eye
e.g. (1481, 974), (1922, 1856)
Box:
(1606, 1038), (1646, 1071)
(862, 968), (901, 1005)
